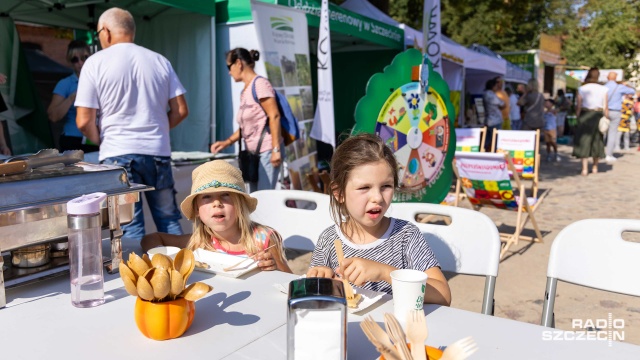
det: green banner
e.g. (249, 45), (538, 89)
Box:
(276, 0), (403, 49)
(502, 52), (536, 77)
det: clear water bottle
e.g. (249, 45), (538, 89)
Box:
(67, 192), (107, 308)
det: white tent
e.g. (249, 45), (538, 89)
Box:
(341, 0), (512, 126)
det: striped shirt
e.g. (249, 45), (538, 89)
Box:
(309, 218), (440, 294)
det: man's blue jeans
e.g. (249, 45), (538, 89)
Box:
(101, 154), (183, 242)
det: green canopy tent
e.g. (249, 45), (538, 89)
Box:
(214, 0), (404, 146)
(0, 0), (216, 154)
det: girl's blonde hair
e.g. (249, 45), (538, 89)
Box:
(185, 193), (285, 258)
(329, 133), (398, 239)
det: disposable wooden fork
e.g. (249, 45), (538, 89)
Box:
(440, 336), (478, 360)
(406, 310), (428, 360)
(333, 239), (361, 307)
(383, 313), (412, 360)
(222, 244), (277, 271)
(360, 320), (402, 360)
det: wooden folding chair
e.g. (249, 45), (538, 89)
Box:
(491, 129), (540, 198)
(445, 127), (489, 206)
(455, 127), (487, 153)
(453, 151), (548, 259)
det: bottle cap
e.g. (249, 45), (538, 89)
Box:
(67, 192), (107, 215)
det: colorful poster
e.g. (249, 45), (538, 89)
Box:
(251, 1), (316, 190)
(494, 130), (536, 179)
(455, 128), (483, 152)
(455, 152), (517, 210)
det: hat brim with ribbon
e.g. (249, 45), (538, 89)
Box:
(180, 160), (258, 220)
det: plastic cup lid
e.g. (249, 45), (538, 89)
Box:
(67, 192), (107, 215)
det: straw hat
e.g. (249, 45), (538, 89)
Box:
(180, 160), (257, 220)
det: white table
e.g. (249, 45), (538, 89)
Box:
(4, 273), (639, 359)
(232, 294), (640, 359)
(1, 268), (297, 360)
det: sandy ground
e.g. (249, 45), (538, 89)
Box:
(284, 143), (640, 346)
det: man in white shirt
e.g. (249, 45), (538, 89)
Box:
(76, 8), (189, 244)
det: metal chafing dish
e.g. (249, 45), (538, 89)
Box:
(0, 160), (151, 308)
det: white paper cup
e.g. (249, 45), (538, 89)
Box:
(390, 269), (428, 325)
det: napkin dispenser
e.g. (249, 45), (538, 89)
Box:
(287, 277), (347, 360)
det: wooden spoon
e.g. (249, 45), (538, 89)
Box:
(127, 252), (150, 278)
(151, 253), (174, 271)
(174, 249), (195, 284)
(169, 269), (184, 300)
(119, 261), (138, 283)
(136, 268), (156, 301)
(179, 282), (213, 302)
(122, 275), (138, 297)
(150, 268), (171, 301)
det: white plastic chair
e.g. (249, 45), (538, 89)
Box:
(250, 190), (333, 252)
(390, 202), (501, 315)
(541, 219), (640, 327)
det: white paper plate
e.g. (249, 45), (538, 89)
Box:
(147, 246), (181, 260)
(273, 278), (385, 314)
(193, 248), (258, 278)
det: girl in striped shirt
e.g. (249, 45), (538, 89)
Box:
(307, 134), (451, 305)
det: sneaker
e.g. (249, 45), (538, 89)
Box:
(546, 154), (552, 162)
(605, 155), (617, 163)
(555, 155), (562, 162)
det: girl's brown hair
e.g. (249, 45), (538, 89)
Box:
(226, 48), (260, 69)
(584, 67), (600, 84)
(329, 133), (398, 237)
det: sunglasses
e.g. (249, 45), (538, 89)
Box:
(227, 62), (234, 71)
(71, 55), (90, 64)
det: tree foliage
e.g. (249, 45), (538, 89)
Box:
(331, 0), (640, 73)
(563, 0), (640, 75)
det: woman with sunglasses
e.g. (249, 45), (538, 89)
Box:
(210, 48), (282, 192)
(47, 40), (98, 152)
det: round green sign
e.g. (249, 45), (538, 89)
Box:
(353, 49), (456, 203)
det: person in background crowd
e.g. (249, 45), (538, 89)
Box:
(543, 98), (560, 162)
(572, 67), (607, 176)
(618, 93), (634, 151)
(483, 78), (505, 151)
(0, 73), (11, 155)
(210, 48), (283, 192)
(506, 87), (521, 130)
(518, 79), (545, 131)
(603, 72), (635, 163)
(47, 40), (98, 153)
(554, 89), (570, 137)
(76, 8), (189, 245)
(494, 77), (511, 130)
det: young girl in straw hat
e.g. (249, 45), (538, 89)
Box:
(142, 160), (291, 272)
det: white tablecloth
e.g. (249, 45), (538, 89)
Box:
(1, 269), (296, 360)
(233, 294), (640, 359)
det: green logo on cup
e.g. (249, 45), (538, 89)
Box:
(415, 295), (424, 309)
(422, 284), (426, 293)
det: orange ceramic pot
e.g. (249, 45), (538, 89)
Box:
(134, 297), (195, 341)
